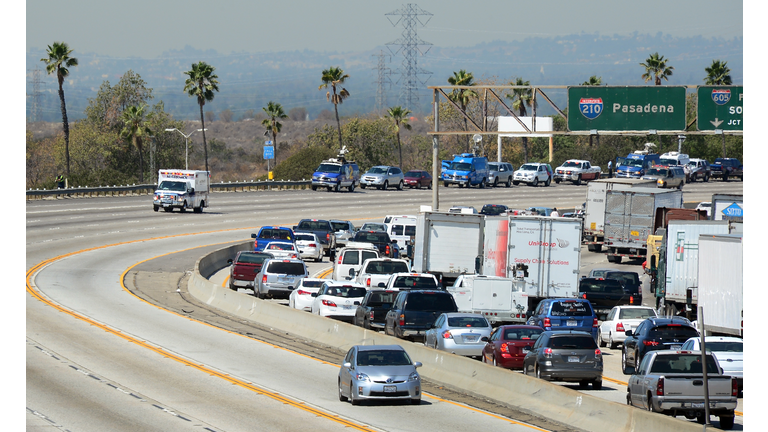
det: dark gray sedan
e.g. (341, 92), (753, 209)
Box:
(523, 330), (604, 390)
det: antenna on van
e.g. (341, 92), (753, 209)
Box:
(337, 146), (349, 162)
(644, 143), (657, 154)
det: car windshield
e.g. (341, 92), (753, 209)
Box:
(365, 261), (409, 274)
(618, 308), (656, 320)
(622, 159), (645, 168)
(266, 262), (306, 275)
(367, 291), (397, 306)
(405, 171), (421, 177)
(236, 253), (272, 264)
(368, 167), (387, 174)
(649, 325), (699, 339)
(360, 224), (386, 231)
(317, 163), (342, 174)
(355, 232), (390, 243)
(590, 269), (610, 278)
(157, 181), (187, 192)
(649, 354), (719, 374)
(550, 336), (597, 349)
(704, 341), (743, 352)
(267, 243), (294, 251)
(405, 293), (455, 311)
(481, 205), (507, 215)
(331, 222), (350, 231)
(298, 220), (331, 231)
(449, 162), (472, 171)
(393, 276), (438, 289)
(325, 286), (367, 298)
(606, 272), (640, 287)
(295, 234), (315, 242)
(645, 168), (668, 176)
(519, 164), (538, 171)
(488, 163), (499, 171)
(259, 229), (292, 240)
(579, 280), (624, 294)
(658, 158), (679, 166)
(357, 349), (412, 366)
(562, 161), (580, 167)
(550, 301), (592, 317)
(503, 328), (543, 340)
(301, 280), (324, 288)
(447, 316), (489, 328)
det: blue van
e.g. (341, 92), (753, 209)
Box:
(441, 153), (489, 188)
(526, 298), (598, 340)
(311, 158), (360, 192)
(615, 152), (660, 179)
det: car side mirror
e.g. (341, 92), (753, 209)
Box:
(413, 362), (422, 368)
(354, 301), (360, 306)
(525, 311), (533, 318)
(227, 259), (233, 264)
(481, 336), (489, 342)
(349, 268), (356, 277)
(343, 362), (352, 368)
(378, 282), (386, 288)
(251, 233), (257, 238)
(190, 188), (195, 194)
(311, 293), (318, 297)
(623, 365), (635, 375)
(625, 330), (633, 337)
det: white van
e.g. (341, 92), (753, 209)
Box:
(387, 216), (417, 246)
(332, 246), (380, 280)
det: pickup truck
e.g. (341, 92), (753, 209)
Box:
(627, 350), (738, 429)
(227, 251), (274, 292)
(578, 278), (634, 319)
(554, 159), (601, 185)
(354, 258), (411, 288)
(710, 158), (743, 182)
(293, 219), (337, 257)
(384, 272), (440, 291)
(252, 226), (295, 252)
(353, 289), (398, 330)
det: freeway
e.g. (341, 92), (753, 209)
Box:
(26, 180), (743, 430)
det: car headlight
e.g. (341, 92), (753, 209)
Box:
(354, 372), (370, 382)
(177, 196), (184, 201)
(408, 371), (420, 382)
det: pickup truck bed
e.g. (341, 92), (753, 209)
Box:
(578, 278), (633, 318)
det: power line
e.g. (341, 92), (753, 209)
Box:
(385, 3), (433, 112)
(27, 66), (45, 122)
(372, 50), (393, 114)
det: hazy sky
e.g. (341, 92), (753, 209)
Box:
(26, 0), (744, 58)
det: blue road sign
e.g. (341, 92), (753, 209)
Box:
(263, 146), (274, 160)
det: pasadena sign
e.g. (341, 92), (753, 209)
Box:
(568, 86), (686, 131)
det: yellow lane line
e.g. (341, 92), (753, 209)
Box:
(425, 393), (550, 431)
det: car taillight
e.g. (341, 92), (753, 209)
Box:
(262, 275), (267, 283)
(399, 314), (405, 326)
(629, 295), (635, 304)
(500, 343), (509, 353)
(593, 317), (599, 328)
(656, 377), (665, 396)
(643, 340), (660, 346)
(369, 311), (375, 321)
(595, 348), (602, 360)
(543, 317), (551, 328)
(309, 243), (317, 247)
(365, 277), (371, 287)
(297, 289), (311, 295)
(322, 300), (337, 307)
(327, 233), (331, 242)
(543, 348), (553, 358)
(732, 377), (739, 397)
(582, 293), (587, 299)
(441, 330), (453, 339)
(337, 256), (342, 265)
(616, 322), (625, 332)
(385, 245), (390, 256)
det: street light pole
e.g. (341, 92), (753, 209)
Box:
(164, 128), (207, 171)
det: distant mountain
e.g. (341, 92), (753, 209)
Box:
(26, 33), (742, 122)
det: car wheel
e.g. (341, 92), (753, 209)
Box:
(575, 175), (582, 186)
(621, 349), (629, 374)
(696, 413), (707, 424)
(626, 390), (632, 406)
(350, 382), (360, 405)
(348, 183), (355, 192)
(506, 177), (512, 188)
(338, 379), (348, 401)
(598, 330), (607, 348)
(544, 177), (551, 187)
(677, 181), (683, 190)
(531, 177), (538, 187)
(311, 185), (317, 191)
(513, 180), (519, 186)
(479, 179), (486, 189)
(360, 184), (366, 189)
(180, 202), (187, 212)
(579, 380), (590, 389)
(704, 174), (709, 182)
(719, 414), (735, 430)
(608, 333), (617, 350)
(723, 173), (729, 182)
(492, 356), (498, 367)
(493, 178), (499, 187)
(555, 178), (561, 184)
(153, 205), (159, 212)
(397, 180), (404, 190)
(535, 364), (543, 380)
(257, 291), (265, 300)
(428, 182), (432, 189)
(592, 379), (603, 390)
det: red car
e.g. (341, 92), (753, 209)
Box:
(403, 170), (432, 189)
(482, 325), (543, 369)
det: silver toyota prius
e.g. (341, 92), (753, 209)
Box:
(338, 345), (422, 405)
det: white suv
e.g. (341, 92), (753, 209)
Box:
(512, 163), (552, 187)
(360, 166), (405, 190)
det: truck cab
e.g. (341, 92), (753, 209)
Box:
(441, 153), (489, 188)
(311, 155), (359, 192)
(615, 152), (660, 179)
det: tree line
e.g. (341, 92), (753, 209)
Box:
(28, 42), (739, 189)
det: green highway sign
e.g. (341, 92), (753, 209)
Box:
(697, 86), (743, 131)
(568, 86), (687, 131)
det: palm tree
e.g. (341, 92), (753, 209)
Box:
(319, 67), (350, 149)
(640, 52), (674, 85)
(506, 77), (537, 162)
(40, 42), (78, 178)
(447, 70), (477, 152)
(582, 75), (603, 86)
(387, 106), (412, 169)
(119, 105), (153, 183)
(183, 61), (219, 173)
(704, 60), (732, 85)
(261, 101), (287, 162)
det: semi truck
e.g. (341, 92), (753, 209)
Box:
(482, 215), (582, 310)
(652, 220), (733, 317)
(412, 211), (486, 287)
(696, 234), (743, 337)
(582, 178), (656, 252)
(447, 275), (529, 324)
(603, 187), (683, 263)
(153, 170), (210, 213)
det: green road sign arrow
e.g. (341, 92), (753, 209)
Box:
(697, 86), (743, 131)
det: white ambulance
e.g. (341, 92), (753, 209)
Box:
(153, 170), (210, 213)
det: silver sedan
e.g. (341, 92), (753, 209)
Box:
(338, 345), (422, 405)
(423, 313), (492, 358)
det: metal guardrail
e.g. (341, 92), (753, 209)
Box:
(26, 180), (312, 200)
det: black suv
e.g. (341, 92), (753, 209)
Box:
(621, 317), (699, 373)
(480, 204), (509, 215)
(385, 290), (458, 341)
(522, 330), (603, 390)
(710, 158), (743, 181)
(353, 289), (397, 330)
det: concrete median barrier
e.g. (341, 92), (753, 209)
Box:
(188, 242), (702, 432)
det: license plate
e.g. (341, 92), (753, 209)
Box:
(342, 305), (353, 310)
(463, 335), (479, 343)
(163, 203), (170, 207)
(691, 403), (705, 408)
(278, 276), (292, 282)
(568, 356), (580, 363)
(630, 248), (637, 254)
(567, 320), (578, 327)
(383, 385), (396, 393)
(670, 345), (682, 350)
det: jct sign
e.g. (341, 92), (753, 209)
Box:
(568, 86), (687, 131)
(697, 86), (743, 131)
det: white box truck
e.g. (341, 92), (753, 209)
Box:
(153, 170), (210, 213)
(412, 211), (485, 286)
(583, 178), (656, 252)
(657, 220), (731, 316)
(448, 275), (529, 324)
(482, 215), (582, 310)
(603, 187), (683, 263)
(697, 234), (742, 337)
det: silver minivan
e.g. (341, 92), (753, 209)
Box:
(256, 258), (309, 299)
(360, 166), (405, 190)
